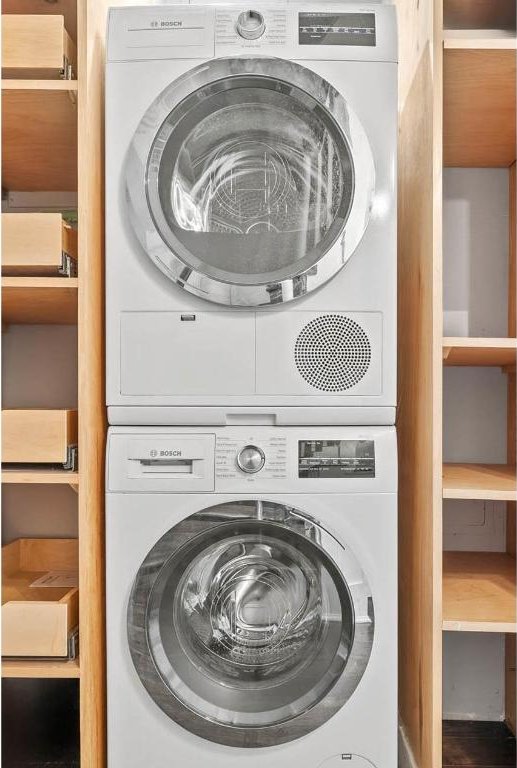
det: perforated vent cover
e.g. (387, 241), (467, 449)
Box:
(294, 315), (372, 392)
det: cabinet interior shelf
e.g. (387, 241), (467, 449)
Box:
(443, 463), (517, 500)
(443, 337), (517, 367)
(443, 42), (516, 167)
(2, 658), (80, 679)
(2, 82), (77, 192)
(2, 277), (78, 324)
(1, 468), (78, 485)
(444, 29), (517, 49)
(1, 79), (77, 91)
(443, 551), (517, 633)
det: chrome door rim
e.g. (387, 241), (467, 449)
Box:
(127, 500), (375, 748)
(126, 56), (375, 307)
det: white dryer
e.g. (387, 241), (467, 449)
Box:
(106, 425), (397, 767)
(106, 4), (397, 426)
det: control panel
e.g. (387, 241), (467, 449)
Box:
(108, 5), (397, 63)
(107, 426), (396, 494)
(215, 6), (287, 49)
(216, 434), (287, 480)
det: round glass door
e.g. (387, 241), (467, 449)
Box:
(126, 58), (375, 306)
(127, 501), (374, 747)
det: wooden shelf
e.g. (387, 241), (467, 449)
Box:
(444, 44), (516, 167)
(443, 463), (517, 500)
(2, 658), (80, 678)
(2, 277), (78, 324)
(443, 551), (516, 632)
(444, 29), (517, 49)
(2, 82), (77, 191)
(2, 469), (78, 485)
(2, 78), (77, 91)
(443, 337), (517, 367)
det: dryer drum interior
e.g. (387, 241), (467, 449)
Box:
(127, 501), (375, 747)
(127, 57), (375, 305)
(147, 75), (354, 283)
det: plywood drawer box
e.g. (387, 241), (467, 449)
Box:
(2, 538), (78, 658)
(2, 409), (78, 466)
(2, 15), (76, 79)
(2, 213), (77, 276)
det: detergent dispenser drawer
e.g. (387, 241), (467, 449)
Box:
(108, 434), (215, 492)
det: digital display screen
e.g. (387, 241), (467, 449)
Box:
(298, 440), (375, 479)
(299, 12), (376, 46)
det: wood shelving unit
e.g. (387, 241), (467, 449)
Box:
(398, 0), (517, 765)
(443, 463), (517, 500)
(1, 2), (106, 767)
(2, 658), (80, 679)
(443, 551), (517, 633)
(443, 337), (517, 367)
(2, 277), (78, 324)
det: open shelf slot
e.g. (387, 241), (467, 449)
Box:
(443, 338), (517, 367)
(443, 463), (517, 500)
(443, 45), (516, 167)
(443, 0), (516, 33)
(443, 551), (516, 632)
(443, 720), (516, 767)
(2, 278), (78, 324)
(2, 85), (77, 192)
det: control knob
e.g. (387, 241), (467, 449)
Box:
(237, 445), (265, 474)
(236, 10), (266, 40)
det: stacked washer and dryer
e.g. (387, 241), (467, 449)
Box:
(105, 4), (398, 767)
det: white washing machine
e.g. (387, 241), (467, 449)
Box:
(106, 425), (397, 767)
(105, 3), (398, 426)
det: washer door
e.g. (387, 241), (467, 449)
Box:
(127, 500), (374, 747)
(126, 57), (375, 306)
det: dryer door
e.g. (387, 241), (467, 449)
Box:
(127, 500), (374, 747)
(126, 57), (374, 306)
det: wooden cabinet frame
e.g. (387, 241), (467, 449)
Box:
(397, 0), (516, 765)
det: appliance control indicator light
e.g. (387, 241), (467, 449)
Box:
(236, 10), (265, 39)
(237, 444), (265, 474)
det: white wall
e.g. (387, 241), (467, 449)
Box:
(443, 168), (509, 337)
(442, 167), (510, 722)
(443, 633), (506, 721)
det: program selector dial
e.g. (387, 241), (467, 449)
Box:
(236, 10), (266, 39)
(237, 445), (266, 474)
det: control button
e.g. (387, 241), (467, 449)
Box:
(236, 10), (265, 39)
(237, 445), (265, 474)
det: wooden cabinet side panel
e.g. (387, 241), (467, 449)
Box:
(396, 0), (443, 764)
(77, 1), (109, 766)
(506, 162), (516, 734)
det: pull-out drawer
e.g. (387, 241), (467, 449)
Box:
(2, 538), (78, 658)
(2, 213), (77, 276)
(2, 15), (76, 79)
(2, 409), (78, 467)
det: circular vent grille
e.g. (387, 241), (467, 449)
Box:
(294, 315), (372, 392)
